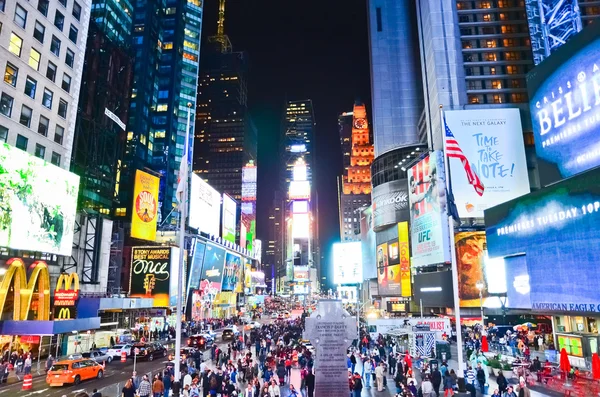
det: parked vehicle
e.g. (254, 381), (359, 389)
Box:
(130, 342), (167, 361)
(82, 349), (113, 364)
(46, 359), (103, 386)
(107, 344), (132, 358)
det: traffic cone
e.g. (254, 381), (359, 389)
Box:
(22, 374), (32, 390)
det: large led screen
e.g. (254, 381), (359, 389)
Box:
(371, 179), (409, 229)
(201, 244), (226, 293)
(408, 151), (450, 267)
(360, 206), (377, 280)
(485, 166), (600, 312)
(131, 170), (160, 242)
(130, 247), (177, 307)
(527, 22), (600, 186)
(332, 242), (363, 284)
(221, 252), (241, 291)
(0, 143), (79, 255)
(444, 109), (530, 218)
(221, 194), (237, 243)
(413, 271), (455, 308)
(189, 174), (221, 236)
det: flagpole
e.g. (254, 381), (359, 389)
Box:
(440, 105), (466, 375)
(174, 103), (192, 388)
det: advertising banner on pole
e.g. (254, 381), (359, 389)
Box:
(408, 151), (450, 267)
(131, 170), (160, 241)
(398, 222), (411, 297)
(444, 109), (530, 218)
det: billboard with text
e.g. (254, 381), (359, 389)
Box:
(527, 22), (600, 186)
(130, 247), (175, 307)
(445, 109), (530, 218)
(408, 151), (450, 267)
(485, 166), (600, 312)
(189, 174), (221, 236)
(131, 170), (160, 241)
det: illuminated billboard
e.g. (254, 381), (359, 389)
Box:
(222, 252), (241, 291)
(189, 174), (221, 236)
(242, 162), (257, 202)
(201, 244), (226, 293)
(292, 213), (309, 239)
(0, 143), (79, 255)
(527, 22), (600, 186)
(293, 162), (307, 181)
(289, 181), (310, 200)
(293, 266), (310, 282)
(293, 284), (309, 295)
(408, 151), (450, 267)
(292, 200), (309, 214)
(130, 247), (178, 307)
(132, 170), (160, 242)
(485, 166), (600, 312)
(333, 242), (362, 284)
(444, 109), (530, 218)
(222, 193), (237, 243)
(398, 222), (411, 297)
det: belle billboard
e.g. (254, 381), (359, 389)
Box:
(408, 151), (450, 267)
(222, 193), (237, 243)
(189, 174), (221, 236)
(0, 143), (79, 255)
(333, 242), (363, 284)
(444, 109), (530, 218)
(527, 21), (600, 186)
(485, 166), (600, 312)
(131, 170), (160, 241)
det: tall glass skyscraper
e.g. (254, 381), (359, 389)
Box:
(118, 0), (203, 227)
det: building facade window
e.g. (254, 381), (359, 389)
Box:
(29, 48), (41, 70)
(54, 11), (64, 31)
(54, 125), (64, 144)
(8, 33), (23, 57)
(0, 93), (14, 117)
(38, 115), (49, 136)
(65, 49), (74, 68)
(0, 126), (7, 142)
(61, 74), (71, 92)
(33, 21), (45, 43)
(14, 4), (27, 29)
(37, 0), (49, 16)
(46, 61), (57, 81)
(68, 25), (78, 43)
(51, 151), (61, 166)
(19, 105), (32, 127)
(24, 76), (37, 98)
(72, 2), (82, 20)
(58, 99), (67, 118)
(34, 144), (45, 159)
(16, 134), (28, 150)
(50, 36), (61, 56)
(4, 62), (18, 87)
(42, 88), (53, 109)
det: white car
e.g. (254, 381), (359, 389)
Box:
(107, 344), (132, 358)
(270, 313), (278, 319)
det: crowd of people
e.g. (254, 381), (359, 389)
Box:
(121, 314), (315, 397)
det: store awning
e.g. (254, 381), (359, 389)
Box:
(0, 317), (101, 335)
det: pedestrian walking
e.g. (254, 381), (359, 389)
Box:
(138, 375), (152, 397)
(305, 368), (315, 397)
(152, 375), (164, 397)
(422, 375), (434, 397)
(375, 361), (386, 391)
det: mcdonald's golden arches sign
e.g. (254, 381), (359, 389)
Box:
(0, 258), (50, 321)
(54, 272), (80, 306)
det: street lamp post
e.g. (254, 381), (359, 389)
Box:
(476, 281), (484, 327)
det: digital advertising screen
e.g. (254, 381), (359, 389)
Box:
(189, 174), (221, 236)
(398, 222), (412, 298)
(444, 109), (530, 218)
(455, 231), (507, 308)
(221, 193), (237, 243)
(408, 151), (450, 267)
(0, 143), (79, 255)
(292, 212), (309, 239)
(376, 240), (402, 296)
(201, 244), (226, 293)
(221, 252), (241, 291)
(187, 241), (206, 293)
(130, 247), (173, 306)
(527, 22), (600, 186)
(131, 169), (160, 242)
(332, 242), (363, 284)
(293, 266), (310, 282)
(289, 181), (311, 200)
(485, 166), (600, 312)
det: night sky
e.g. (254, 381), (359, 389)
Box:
(202, 0), (372, 287)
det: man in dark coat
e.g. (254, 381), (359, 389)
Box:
(305, 368), (315, 397)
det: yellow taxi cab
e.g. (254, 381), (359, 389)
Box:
(46, 358), (104, 386)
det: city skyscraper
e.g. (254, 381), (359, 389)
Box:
(193, 0), (257, 202)
(281, 100), (315, 188)
(117, 0), (203, 227)
(0, 0), (93, 168)
(367, 0), (424, 155)
(72, 0), (133, 214)
(338, 102), (374, 242)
